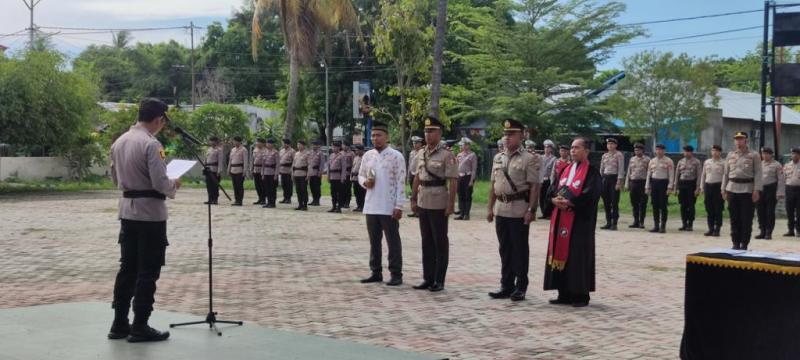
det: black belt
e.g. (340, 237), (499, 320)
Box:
(420, 179), (446, 187)
(254, 165), (262, 168)
(630, 179), (646, 182)
(123, 190), (166, 200)
(345, 167), (352, 172)
(312, 166), (319, 170)
(280, 162), (292, 166)
(293, 166), (308, 171)
(264, 164), (276, 168)
(207, 162), (218, 166)
(496, 191), (530, 203)
(730, 178), (754, 184)
(603, 174), (619, 177)
(231, 164), (244, 167)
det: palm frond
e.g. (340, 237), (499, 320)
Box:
(251, 0), (278, 60)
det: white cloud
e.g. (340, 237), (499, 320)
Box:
(77, 0), (242, 20)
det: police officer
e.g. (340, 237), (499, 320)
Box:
(328, 140), (344, 213)
(407, 136), (424, 218)
(455, 137), (477, 220)
(228, 136), (248, 206)
(251, 138), (267, 205)
(539, 140), (556, 219)
(292, 140), (310, 211)
(646, 144), (674, 233)
(675, 145), (702, 231)
(351, 144), (366, 212)
(341, 143), (355, 208)
(784, 148), (800, 237)
(722, 131), (763, 250)
(551, 144), (571, 181)
(278, 139), (295, 204)
(487, 119), (540, 302)
(600, 138), (625, 230)
(108, 98), (177, 342)
(700, 145), (725, 236)
(204, 136), (224, 205)
(308, 140), (325, 206)
(756, 147), (784, 240)
(261, 139), (279, 208)
(625, 143), (649, 229)
(410, 115), (458, 292)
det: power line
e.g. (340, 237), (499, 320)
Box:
(616, 35), (763, 49)
(38, 25), (199, 32)
(617, 26), (764, 48)
(622, 9), (762, 26)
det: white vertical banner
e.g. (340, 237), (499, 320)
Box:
(353, 81), (371, 119)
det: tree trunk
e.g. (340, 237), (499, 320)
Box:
(284, 52), (300, 139)
(429, 0), (448, 119)
(398, 72), (407, 159)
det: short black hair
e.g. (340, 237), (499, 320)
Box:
(574, 137), (592, 150)
(209, 136), (220, 142)
(233, 136), (243, 142)
(138, 98), (168, 123)
(257, 138), (266, 144)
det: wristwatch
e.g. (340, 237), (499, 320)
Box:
(526, 207), (533, 213)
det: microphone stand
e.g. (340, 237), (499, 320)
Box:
(168, 127), (243, 336)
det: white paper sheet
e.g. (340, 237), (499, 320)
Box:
(166, 160), (197, 180)
(701, 248), (747, 255)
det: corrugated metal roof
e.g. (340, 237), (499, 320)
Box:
(707, 88), (800, 125)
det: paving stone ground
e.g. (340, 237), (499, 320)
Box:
(2, 189), (798, 359)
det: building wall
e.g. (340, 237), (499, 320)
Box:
(0, 157), (107, 181)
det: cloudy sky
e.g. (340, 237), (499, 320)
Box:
(0, 0), (777, 70)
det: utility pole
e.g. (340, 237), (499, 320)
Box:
(759, 0), (770, 149)
(190, 21), (196, 110)
(321, 60), (329, 146)
(22, 0), (42, 50)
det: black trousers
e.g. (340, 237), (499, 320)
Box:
(231, 173), (244, 204)
(418, 208), (449, 285)
(651, 179), (669, 227)
(629, 179), (648, 225)
(263, 175), (277, 205)
(787, 186), (800, 234)
(540, 179), (553, 217)
(280, 173), (293, 201)
(704, 183), (724, 231)
(457, 175), (474, 216)
(329, 179), (341, 209)
(253, 173), (265, 203)
(112, 219), (167, 323)
(757, 183), (778, 235)
(342, 179), (352, 206)
(678, 180), (698, 225)
(367, 214), (403, 277)
(293, 176), (308, 207)
(601, 174), (620, 224)
(353, 180), (366, 209)
(205, 172), (220, 202)
(495, 216), (530, 292)
(729, 192), (756, 248)
(309, 176), (321, 203)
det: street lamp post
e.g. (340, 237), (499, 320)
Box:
(321, 60), (329, 146)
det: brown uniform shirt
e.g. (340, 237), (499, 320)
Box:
(600, 151), (626, 186)
(722, 148), (763, 194)
(625, 154), (650, 189)
(292, 149), (310, 177)
(408, 149), (421, 177)
(260, 149), (279, 177)
(416, 143), (459, 210)
(646, 156), (675, 190)
(351, 155), (362, 181)
(110, 125), (177, 222)
(205, 145), (224, 174)
(342, 150), (354, 180)
(251, 147), (266, 176)
(762, 159), (785, 196)
(701, 158), (725, 188)
(227, 145), (248, 175)
(279, 147), (295, 175)
(457, 151), (478, 182)
(491, 148), (540, 218)
(676, 157), (703, 189)
(308, 150), (324, 177)
(785, 161), (800, 187)
(328, 152), (343, 181)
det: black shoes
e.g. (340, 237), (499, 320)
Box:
(609, 223), (617, 231)
(407, 213), (418, 218)
(353, 207), (363, 212)
(600, 223), (611, 230)
(649, 227), (660, 233)
(548, 297), (571, 305)
(327, 208), (341, 213)
(252, 201), (264, 205)
(107, 320), (130, 340)
(510, 290), (526, 301)
(279, 199), (291, 204)
(309, 201), (320, 206)
(454, 215), (464, 220)
(203, 201), (218, 205)
(704, 230), (714, 236)
(462, 215), (470, 220)
(629, 223), (640, 229)
(231, 202), (242, 206)
(360, 274), (383, 283)
(488, 288), (514, 299)
(127, 324), (170, 343)
(294, 206), (308, 211)
(262, 203), (276, 208)
(428, 283), (444, 292)
(412, 281), (431, 290)
(386, 277), (403, 286)
(785, 232), (796, 237)
(755, 233), (765, 239)
(572, 301), (590, 308)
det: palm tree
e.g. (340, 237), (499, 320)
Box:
(111, 30), (132, 49)
(428, 0), (447, 119)
(251, 0), (363, 139)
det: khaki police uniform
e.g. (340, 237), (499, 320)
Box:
(646, 156), (674, 232)
(701, 158), (725, 234)
(205, 145), (224, 203)
(721, 148), (763, 249)
(351, 153), (365, 211)
(784, 160), (800, 235)
(675, 157), (702, 230)
(252, 147), (266, 204)
(328, 149), (344, 211)
(456, 150), (478, 219)
(600, 150), (625, 228)
(757, 159), (785, 238)
(278, 146), (295, 203)
(625, 154), (650, 228)
(292, 149), (310, 209)
(308, 149), (324, 205)
(228, 145), (249, 205)
(260, 148), (279, 207)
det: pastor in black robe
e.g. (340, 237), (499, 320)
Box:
(544, 162), (602, 302)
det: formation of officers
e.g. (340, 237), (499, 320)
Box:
(609, 131), (800, 251)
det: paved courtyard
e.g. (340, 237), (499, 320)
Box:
(2, 189), (798, 359)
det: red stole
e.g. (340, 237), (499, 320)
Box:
(554, 159), (571, 179)
(547, 160), (589, 271)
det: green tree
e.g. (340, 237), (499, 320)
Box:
(609, 51), (719, 150)
(251, 0), (363, 139)
(187, 103), (251, 145)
